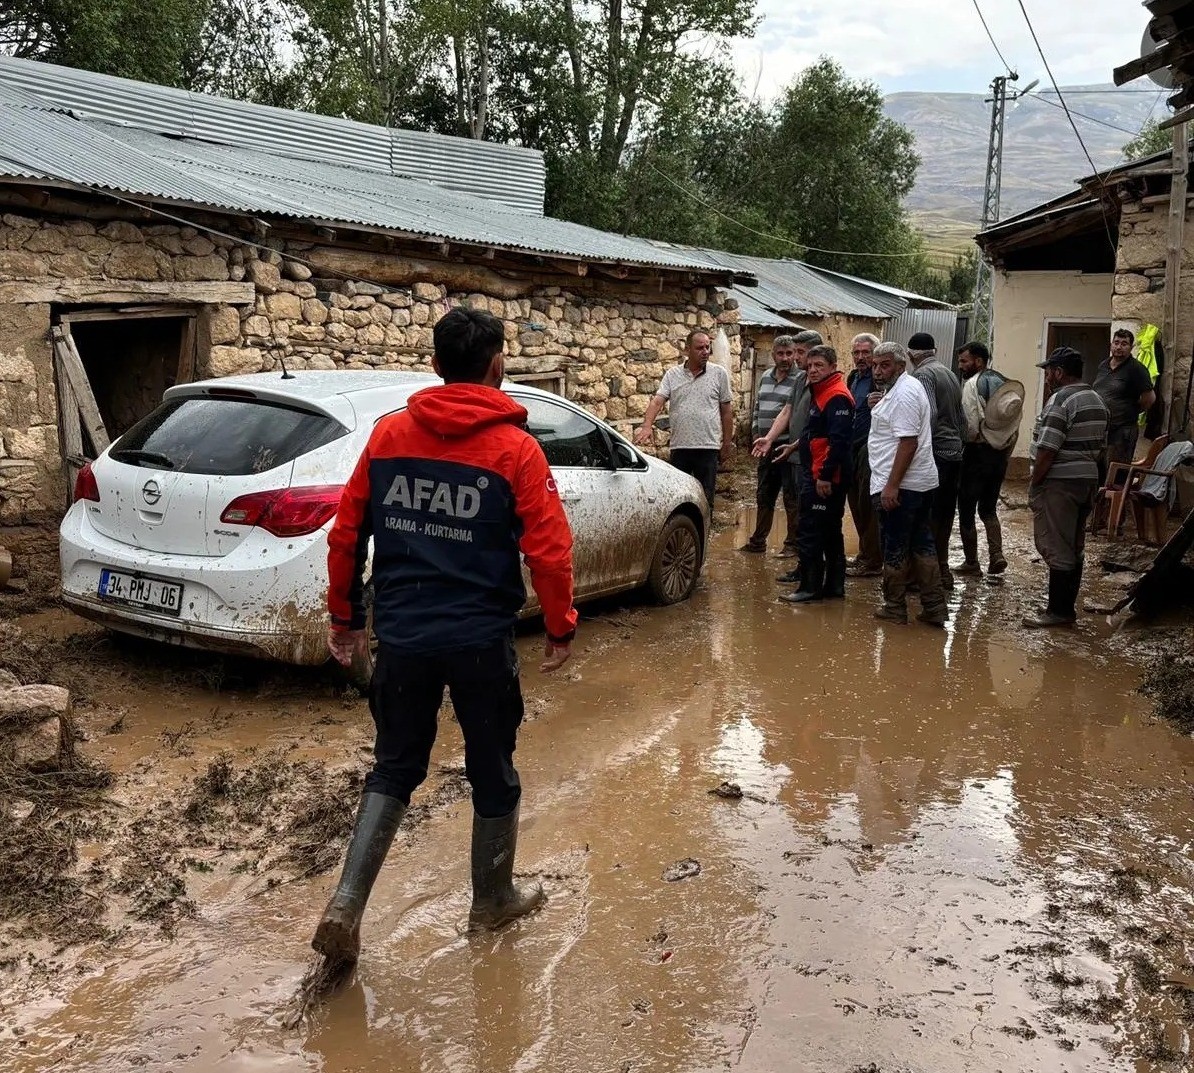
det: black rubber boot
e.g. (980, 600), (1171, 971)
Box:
(780, 559), (824, 603)
(776, 566), (802, 583)
(955, 524), (982, 575)
(468, 804), (544, 931)
(984, 516), (1008, 575)
(1022, 570), (1076, 628)
(313, 792), (406, 963)
(824, 550), (847, 599)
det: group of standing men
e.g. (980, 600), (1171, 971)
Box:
(737, 329), (1021, 626)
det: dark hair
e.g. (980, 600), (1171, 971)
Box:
(807, 344), (838, 365)
(685, 329), (712, 347)
(1113, 328), (1135, 345)
(433, 307), (505, 382)
(1058, 352), (1086, 378)
(957, 340), (991, 365)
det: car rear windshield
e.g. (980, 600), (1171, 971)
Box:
(112, 396), (347, 476)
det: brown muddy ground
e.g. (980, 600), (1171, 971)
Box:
(2, 491), (1194, 1072)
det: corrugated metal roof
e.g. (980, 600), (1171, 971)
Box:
(661, 245), (893, 320)
(0, 105), (740, 274)
(804, 265), (956, 313)
(731, 290), (803, 328)
(0, 55), (544, 213)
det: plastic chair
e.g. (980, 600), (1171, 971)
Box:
(1096, 435), (1169, 538)
(1128, 440), (1194, 545)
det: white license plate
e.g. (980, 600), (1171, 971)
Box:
(98, 569), (184, 617)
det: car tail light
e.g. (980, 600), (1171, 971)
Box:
(74, 462), (100, 503)
(221, 485), (344, 538)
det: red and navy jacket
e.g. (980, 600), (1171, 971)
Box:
(327, 383), (578, 653)
(797, 371), (855, 484)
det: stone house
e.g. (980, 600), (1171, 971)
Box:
(977, 146), (1194, 468)
(0, 58), (749, 580)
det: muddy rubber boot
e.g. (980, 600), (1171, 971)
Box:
(875, 563), (909, 623)
(1022, 571), (1076, 628)
(468, 804), (544, 931)
(955, 525), (982, 575)
(312, 794), (405, 960)
(775, 565), (802, 583)
(780, 559), (824, 603)
(312, 792), (406, 963)
(984, 516), (1007, 575)
(824, 551), (847, 599)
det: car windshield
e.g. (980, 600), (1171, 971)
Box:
(112, 396), (347, 476)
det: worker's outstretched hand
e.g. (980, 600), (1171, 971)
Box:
(328, 627), (368, 668)
(540, 639), (572, 673)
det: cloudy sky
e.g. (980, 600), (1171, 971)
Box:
(732, 0), (1159, 99)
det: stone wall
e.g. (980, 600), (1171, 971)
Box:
(1113, 198), (1194, 427)
(0, 210), (742, 581)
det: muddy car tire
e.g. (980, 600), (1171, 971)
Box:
(647, 514), (702, 605)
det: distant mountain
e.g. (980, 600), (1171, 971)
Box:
(886, 83), (1168, 236)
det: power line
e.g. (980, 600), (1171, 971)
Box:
(1015, 0), (1118, 256)
(1022, 92), (1142, 137)
(643, 161), (923, 259)
(970, 0), (1014, 75)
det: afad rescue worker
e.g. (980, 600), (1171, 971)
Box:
(780, 344), (855, 604)
(314, 307), (578, 964)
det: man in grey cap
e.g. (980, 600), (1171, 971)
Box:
(752, 329), (820, 585)
(908, 332), (965, 590)
(1024, 346), (1109, 628)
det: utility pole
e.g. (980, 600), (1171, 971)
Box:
(378, 0), (389, 126)
(1162, 120), (1188, 436)
(973, 73), (1038, 347)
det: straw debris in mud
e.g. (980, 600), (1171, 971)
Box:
(1140, 648), (1194, 733)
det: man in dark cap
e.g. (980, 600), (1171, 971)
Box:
(1023, 346), (1109, 628)
(908, 331), (965, 590)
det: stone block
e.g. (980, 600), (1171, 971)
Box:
(627, 394), (650, 417)
(283, 259), (312, 281)
(99, 221), (144, 243)
(2, 423), (55, 461)
(326, 322), (355, 341)
(359, 324), (386, 346)
(411, 303), (430, 325)
(369, 303), (391, 325)
(247, 258), (287, 295)
(264, 292), (303, 321)
(301, 299), (328, 325)
(329, 292), (353, 310)
(389, 308), (412, 327)
(1114, 273), (1150, 295)
(413, 282), (444, 301)
(1111, 293), (1162, 323)
(343, 310), (371, 328)
(24, 229), (65, 255)
(242, 315), (270, 337)
(174, 254), (229, 281)
(105, 244), (159, 280)
(380, 291), (412, 308)
(293, 283), (316, 299)
(0, 250), (48, 278)
(289, 324), (326, 342)
(207, 305), (241, 346)
(206, 345), (263, 377)
(184, 235), (216, 256)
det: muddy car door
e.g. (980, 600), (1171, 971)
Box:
(516, 395), (654, 597)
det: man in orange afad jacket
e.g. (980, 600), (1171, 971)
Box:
(313, 307), (578, 965)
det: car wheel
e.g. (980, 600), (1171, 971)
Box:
(648, 514), (702, 605)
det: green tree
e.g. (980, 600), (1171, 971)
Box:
(0, 0), (206, 87)
(1122, 118), (1173, 162)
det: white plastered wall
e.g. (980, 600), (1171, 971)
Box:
(991, 270), (1113, 458)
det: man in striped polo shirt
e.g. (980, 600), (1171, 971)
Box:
(1023, 347), (1109, 628)
(741, 335), (801, 554)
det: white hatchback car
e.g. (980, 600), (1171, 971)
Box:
(59, 371), (709, 664)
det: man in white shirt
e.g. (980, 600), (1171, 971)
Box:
(635, 330), (734, 508)
(868, 341), (947, 627)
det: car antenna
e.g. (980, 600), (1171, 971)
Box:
(279, 355), (296, 380)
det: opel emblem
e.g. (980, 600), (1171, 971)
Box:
(141, 479), (162, 506)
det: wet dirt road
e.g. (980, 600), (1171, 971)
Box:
(4, 500), (1194, 1072)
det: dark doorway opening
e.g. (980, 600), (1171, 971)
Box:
(66, 314), (194, 439)
(1046, 321), (1110, 385)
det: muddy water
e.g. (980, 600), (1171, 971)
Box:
(5, 501), (1194, 1072)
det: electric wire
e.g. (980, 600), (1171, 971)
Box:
(1023, 92), (1145, 137)
(1015, 0), (1118, 256)
(644, 161), (924, 259)
(970, 0), (1014, 75)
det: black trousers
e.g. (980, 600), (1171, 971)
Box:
(931, 457), (961, 575)
(669, 448), (719, 509)
(366, 636), (524, 818)
(796, 476), (848, 581)
(958, 443), (1009, 555)
(746, 454), (800, 549)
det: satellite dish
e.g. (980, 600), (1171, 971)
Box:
(1142, 24), (1177, 89)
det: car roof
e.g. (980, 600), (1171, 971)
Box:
(165, 369), (590, 426)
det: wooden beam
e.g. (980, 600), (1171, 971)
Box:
(0, 281), (255, 306)
(60, 306), (199, 324)
(302, 246), (534, 300)
(176, 315), (197, 386)
(52, 325), (110, 458)
(1163, 121), (1188, 437)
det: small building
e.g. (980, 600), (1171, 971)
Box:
(976, 148), (1194, 465)
(0, 57), (752, 580)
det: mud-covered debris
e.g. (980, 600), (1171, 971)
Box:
(708, 781), (743, 799)
(662, 858), (701, 882)
(283, 952), (356, 1030)
(1141, 651), (1194, 733)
